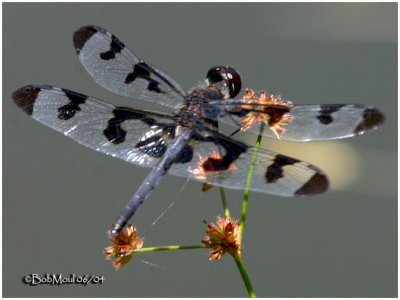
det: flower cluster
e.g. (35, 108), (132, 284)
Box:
(104, 225), (143, 270)
(239, 88), (294, 139)
(202, 216), (241, 260)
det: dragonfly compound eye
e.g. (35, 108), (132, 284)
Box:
(206, 66), (242, 98)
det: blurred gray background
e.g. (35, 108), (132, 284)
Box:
(3, 3), (397, 297)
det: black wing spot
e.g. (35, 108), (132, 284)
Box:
(174, 145), (194, 164)
(103, 108), (145, 144)
(317, 115), (333, 125)
(57, 89), (87, 120)
(100, 34), (125, 60)
(265, 155), (299, 183)
(141, 117), (156, 126)
(135, 135), (167, 158)
(204, 118), (219, 129)
(135, 125), (181, 159)
(12, 85), (42, 115)
(319, 104), (345, 114)
(229, 105), (290, 127)
(103, 119), (127, 144)
(192, 132), (247, 172)
(73, 25), (98, 55)
(295, 173), (329, 195)
(202, 157), (231, 172)
(125, 62), (163, 93)
(148, 81), (162, 93)
(354, 108), (385, 134)
(103, 107), (176, 145)
(316, 104), (346, 125)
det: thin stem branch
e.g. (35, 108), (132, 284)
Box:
(219, 187), (231, 218)
(231, 123), (265, 297)
(135, 245), (206, 253)
(233, 253), (257, 297)
(239, 123), (265, 242)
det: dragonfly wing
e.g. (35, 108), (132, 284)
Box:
(12, 85), (180, 168)
(73, 25), (186, 109)
(214, 101), (384, 141)
(168, 127), (328, 196)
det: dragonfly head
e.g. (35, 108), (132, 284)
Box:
(206, 66), (242, 99)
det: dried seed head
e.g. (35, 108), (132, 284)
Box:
(239, 88), (294, 139)
(202, 216), (241, 260)
(104, 225), (143, 270)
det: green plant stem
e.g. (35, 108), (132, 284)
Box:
(231, 123), (265, 297)
(239, 123), (265, 242)
(135, 245), (206, 253)
(219, 187), (230, 218)
(233, 253), (257, 297)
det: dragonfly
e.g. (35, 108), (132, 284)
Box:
(12, 25), (384, 236)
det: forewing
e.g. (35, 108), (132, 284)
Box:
(213, 101), (384, 141)
(12, 85), (179, 168)
(168, 128), (328, 196)
(73, 25), (186, 109)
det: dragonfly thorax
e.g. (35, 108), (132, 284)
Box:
(177, 86), (226, 127)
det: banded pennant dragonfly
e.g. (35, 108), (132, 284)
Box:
(12, 25), (384, 236)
